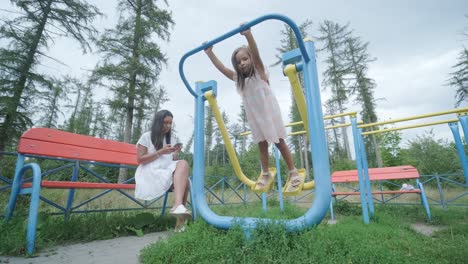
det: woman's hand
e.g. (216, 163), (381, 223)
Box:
(158, 144), (176, 155)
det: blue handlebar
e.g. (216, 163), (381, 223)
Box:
(178, 13), (309, 97)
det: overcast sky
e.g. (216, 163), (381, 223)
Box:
(6, 0), (467, 147)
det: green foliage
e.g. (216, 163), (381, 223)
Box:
(401, 131), (461, 175)
(379, 130), (404, 167)
(330, 158), (356, 172)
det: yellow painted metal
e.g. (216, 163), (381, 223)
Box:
(362, 119), (459, 136)
(302, 179), (315, 190)
(205, 91), (255, 187)
(359, 107), (468, 129)
(284, 64), (309, 137)
(324, 111), (357, 120)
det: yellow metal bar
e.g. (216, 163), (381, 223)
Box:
(362, 119), (459, 136)
(285, 121), (304, 127)
(324, 111), (357, 120)
(284, 64), (309, 137)
(359, 108), (468, 129)
(205, 91), (255, 187)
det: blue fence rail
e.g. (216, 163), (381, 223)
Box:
(1, 151), (467, 219)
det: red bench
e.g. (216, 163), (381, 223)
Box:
(4, 128), (177, 254)
(330, 165), (431, 220)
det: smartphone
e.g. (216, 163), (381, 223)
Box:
(173, 143), (183, 148)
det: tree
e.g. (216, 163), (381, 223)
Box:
(448, 16), (468, 107)
(448, 47), (468, 107)
(36, 77), (68, 128)
(90, 0), (174, 182)
(401, 131), (460, 175)
(344, 34), (383, 167)
(0, 0), (101, 151)
(318, 20), (353, 160)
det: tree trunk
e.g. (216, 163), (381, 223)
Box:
(119, 2), (142, 183)
(0, 0), (52, 151)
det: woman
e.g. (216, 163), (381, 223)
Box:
(134, 110), (191, 231)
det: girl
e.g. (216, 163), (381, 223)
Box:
(135, 109), (191, 231)
(204, 25), (303, 192)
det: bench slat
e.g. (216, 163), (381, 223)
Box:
(22, 181), (136, 189)
(20, 128), (136, 155)
(331, 165), (418, 183)
(18, 138), (137, 165)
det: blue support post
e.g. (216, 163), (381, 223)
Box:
(65, 160), (80, 219)
(5, 154), (25, 219)
(273, 146), (284, 211)
(25, 163), (43, 254)
(449, 122), (468, 184)
(417, 179), (432, 220)
(457, 114), (468, 141)
(350, 118), (370, 224)
(357, 128), (374, 217)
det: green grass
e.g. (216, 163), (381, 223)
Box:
(0, 211), (175, 256)
(139, 204), (468, 264)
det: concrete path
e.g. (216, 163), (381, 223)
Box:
(0, 232), (169, 264)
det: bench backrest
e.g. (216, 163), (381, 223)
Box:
(331, 165), (419, 183)
(18, 128), (138, 166)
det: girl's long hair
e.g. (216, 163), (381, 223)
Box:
(231, 46), (255, 90)
(150, 110), (173, 150)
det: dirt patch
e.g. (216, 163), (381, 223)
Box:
(0, 231), (169, 264)
(410, 222), (445, 236)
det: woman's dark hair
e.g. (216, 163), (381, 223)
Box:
(150, 110), (173, 150)
(231, 45), (255, 90)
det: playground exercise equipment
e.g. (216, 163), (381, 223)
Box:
(179, 14), (332, 234)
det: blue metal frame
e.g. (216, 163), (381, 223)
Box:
(182, 14), (331, 235)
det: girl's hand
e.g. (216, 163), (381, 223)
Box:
(203, 42), (213, 53)
(239, 22), (250, 36)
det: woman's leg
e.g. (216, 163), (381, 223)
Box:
(172, 160), (190, 207)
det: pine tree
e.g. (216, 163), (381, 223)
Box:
(0, 0), (101, 151)
(448, 47), (468, 107)
(37, 78), (68, 128)
(90, 0), (173, 181)
(344, 34), (383, 167)
(318, 20), (352, 160)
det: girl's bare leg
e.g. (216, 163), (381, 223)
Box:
(274, 139), (295, 170)
(258, 141), (269, 172)
(275, 139), (301, 188)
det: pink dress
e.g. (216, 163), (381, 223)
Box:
(235, 68), (287, 144)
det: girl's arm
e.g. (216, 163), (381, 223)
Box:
(136, 144), (175, 165)
(204, 46), (235, 81)
(241, 28), (268, 83)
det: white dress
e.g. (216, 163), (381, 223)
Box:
(134, 131), (180, 200)
(235, 67), (287, 144)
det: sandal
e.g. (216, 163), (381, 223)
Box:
(169, 205), (192, 221)
(286, 169), (304, 192)
(254, 171), (274, 192)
